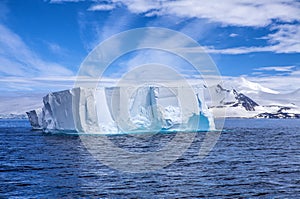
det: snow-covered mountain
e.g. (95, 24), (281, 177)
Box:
(207, 78), (300, 118)
(223, 77), (279, 95)
(0, 77), (299, 119)
(210, 85), (259, 111)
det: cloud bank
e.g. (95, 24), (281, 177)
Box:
(85, 0), (300, 54)
(87, 0), (300, 26)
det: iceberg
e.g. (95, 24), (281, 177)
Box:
(26, 86), (215, 134)
(26, 109), (43, 130)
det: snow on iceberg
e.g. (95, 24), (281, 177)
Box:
(26, 86), (215, 134)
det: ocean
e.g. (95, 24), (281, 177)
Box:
(1, 119), (299, 198)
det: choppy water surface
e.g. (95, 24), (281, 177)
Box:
(0, 119), (299, 198)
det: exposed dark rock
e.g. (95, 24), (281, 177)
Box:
(254, 112), (300, 119)
(231, 89), (259, 111)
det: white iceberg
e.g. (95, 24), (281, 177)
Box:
(26, 86), (215, 134)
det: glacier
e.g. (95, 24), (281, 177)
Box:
(26, 86), (215, 134)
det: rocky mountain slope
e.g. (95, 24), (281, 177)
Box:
(206, 78), (300, 118)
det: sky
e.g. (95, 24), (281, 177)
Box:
(0, 0), (299, 97)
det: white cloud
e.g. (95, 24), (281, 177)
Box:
(112, 0), (160, 14)
(229, 33), (238, 38)
(244, 66), (300, 92)
(88, 4), (116, 11)
(254, 66), (296, 72)
(202, 23), (300, 54)
(0, 23), (74, 91)
(88, 0), (300, 28)
(246, 72), (300, 92)
(78, 7), (137, 51)
(265, 24), (300, 53)
(201, 71), (300, 93)
(82, 0), (300, 54)
(202, 46), (271, 54)
(51, 0), (300, 54)
(47, 42), (62, 52)
(0, 77), (71, 92)
(44, 41), (69, 57)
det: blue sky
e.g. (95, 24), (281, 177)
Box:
(0, 0), (299, 94)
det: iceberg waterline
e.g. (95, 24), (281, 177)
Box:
(26, 86), (215, 134)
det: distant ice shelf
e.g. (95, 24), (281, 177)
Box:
(26, 87), (215, 134)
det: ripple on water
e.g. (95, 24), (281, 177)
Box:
(0, 119), (300, 198)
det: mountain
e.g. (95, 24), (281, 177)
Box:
(210, 85), (259, 111)
(0, 77), (299, 119)
(207, 78), (300, 118)
(223, 77), (279, 95)
(231, 89), (259, 111)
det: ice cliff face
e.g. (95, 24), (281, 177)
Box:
(26, 87), (215, 134)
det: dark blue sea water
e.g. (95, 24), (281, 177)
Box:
(1, 119), (300, 198)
